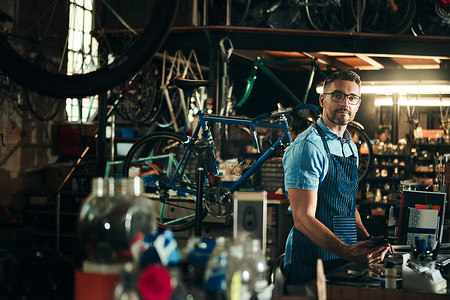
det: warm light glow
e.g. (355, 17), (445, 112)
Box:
(374, 96), (450, 106)
(316, 81), (450, 95)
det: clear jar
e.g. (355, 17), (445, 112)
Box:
(78, 177), (157, 261)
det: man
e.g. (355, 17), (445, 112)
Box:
(283, 70), (391, 284)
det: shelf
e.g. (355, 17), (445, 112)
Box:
(412, 143), (450, 147)
(165, 26), (450, 58)
(367, 177), (403, 181)
(374, 153), (410, 157)
(59, 190), (90, 197)
(110, 137), (139, 142)
(373, 165), (407, 169)
(26, 210), (79, 216)
(34, 230), (78, 238)
(412, 171), (436, 174)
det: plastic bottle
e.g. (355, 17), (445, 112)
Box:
(204, 237), (231, 300)
(384, 262), (397, 289)
(226, 243), (257, 300)
(244, 239), (268, 293)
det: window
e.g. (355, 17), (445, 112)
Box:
(66, 0), (98, 122)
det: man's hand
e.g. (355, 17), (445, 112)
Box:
(342, 240), (391, 264)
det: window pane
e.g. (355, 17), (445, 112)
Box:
(84, 10), (92, 33)
(66, 0), (98, 122)
(84, 0), (93, 11)
(75, 6), (84, 31)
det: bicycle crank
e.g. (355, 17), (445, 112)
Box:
(204, 187), (233, 219)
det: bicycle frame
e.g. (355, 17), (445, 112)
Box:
(236, 56), (327, 107)
(168, 109), (292, 196)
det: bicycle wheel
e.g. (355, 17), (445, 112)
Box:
(347, 121), (373, 183)
(115, 60), (159, 125)
(412, 0), (450, 36)
(122, 132), (207, 231)
(305, 0), (365, 32)
(23, 89), (64, 122)
(0, 0), (179, 98)
(155, 87), (185, 131)
(361, 0), (416, 34)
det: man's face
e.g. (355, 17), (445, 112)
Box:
(319, 79), (361, 126)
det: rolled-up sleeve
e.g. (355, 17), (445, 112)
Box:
(283, 139), (326, 192)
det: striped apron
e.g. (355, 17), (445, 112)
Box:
(286, 124), (359, 284)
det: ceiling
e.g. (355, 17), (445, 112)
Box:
(233, 49), (449, 71)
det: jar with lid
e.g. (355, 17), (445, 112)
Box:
(78, 177), (157, 261)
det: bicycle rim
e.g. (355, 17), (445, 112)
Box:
(115, 60), (159, 125)
(362, 0), (416, 34)
(24, 88), (64, 122)
(347, 122), (373, 183)
(155, 88), (185, 130)
(122, 132), (206, 231)
(305, 0), (363, 32)
(412, 0), (450, 36)
(0, 0), (179, 98)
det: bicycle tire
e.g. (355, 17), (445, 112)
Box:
(115, 60), (159, 125)
(23, 88), (64, 122)
(155, 87), (185, 130)
(347, 121), (373, 183)
(361, 0), (416, 34)
(305, 0), (365, 32)
(412, 0), (450, 36)
(0, 0), (179, 98)
(122, 132), (207, 231)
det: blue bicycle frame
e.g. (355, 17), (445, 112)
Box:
(167, 104), (318, 195)
(168, 109), (292, 196)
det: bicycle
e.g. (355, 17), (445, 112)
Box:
(207, 0), (416, 34)
(122, 77), (321, 231)
(0, 0), (179, 98)
(230, 56), (373, 183)
(412, 0), (450, 36)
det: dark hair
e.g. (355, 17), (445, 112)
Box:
(323, 70), (361, 91)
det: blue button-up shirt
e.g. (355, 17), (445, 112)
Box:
(283, 118), (358, 192)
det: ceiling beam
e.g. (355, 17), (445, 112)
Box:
(370, 57), (405, 69)
(165, 26), (450, 57)
(355, 54), (385, 69)
(305, 52), (353, 70)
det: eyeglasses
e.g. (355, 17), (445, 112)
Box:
(323, 91), (361, 105)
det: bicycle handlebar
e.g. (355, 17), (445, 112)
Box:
(253, 103), (321, 121)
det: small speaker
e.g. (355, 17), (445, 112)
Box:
(233, 191), (267, 252)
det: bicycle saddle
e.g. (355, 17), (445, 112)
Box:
(173, 77), (214, 91)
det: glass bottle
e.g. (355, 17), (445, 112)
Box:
(78, 177), (157, 261)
